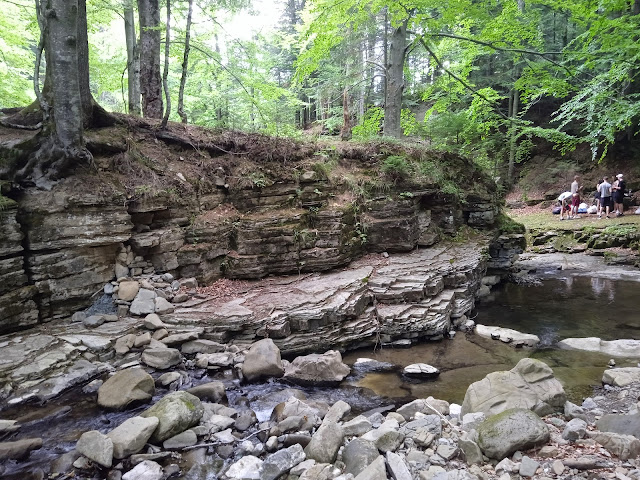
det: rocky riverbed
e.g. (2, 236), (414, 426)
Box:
(3, 341), (640, 480)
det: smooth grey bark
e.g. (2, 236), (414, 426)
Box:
(177, 0), (193, 123)
(383, 18), (408, 138)
(124, 1), (141, 116)
(507, 88), (520, 184)
(160, 0), (171, 129)
(45, 0), (88, 156)
(138, 0), (163, 118)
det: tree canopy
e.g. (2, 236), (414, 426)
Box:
(0, 0), (639, 184)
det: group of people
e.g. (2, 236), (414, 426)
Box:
(557, 174), (626, 219)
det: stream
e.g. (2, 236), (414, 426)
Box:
(3, 267), (640, 478)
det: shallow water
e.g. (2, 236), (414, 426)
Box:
(475, 275), (640, 344)
(343, 275), (640, 405)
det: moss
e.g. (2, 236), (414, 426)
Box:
(496, 212), (526, 235)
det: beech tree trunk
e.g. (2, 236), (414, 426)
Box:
(124, 1), (141, 116)
(383, 18), (408, 138)
(138, 0), (163, 118)
(44, 0), (90, 157)
(160, 0), (171, 129)
(177, 0), (194, 124)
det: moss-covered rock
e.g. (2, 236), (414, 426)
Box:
(140, 391), (204, 443)
(477, 408), (549, 460)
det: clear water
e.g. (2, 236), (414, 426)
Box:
(343, 275), (640, 406)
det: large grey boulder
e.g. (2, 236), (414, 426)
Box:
(284, 350), (350, 386)
(602, 367), (640, 387)
(397, 397), (449, 420)
(476, 408), (549, 460)
(262, 444), (306, 480)
(304, 421), (344, 463)
(118, 281), (140, 302)
(343, 438), (379, 476)
(242, 338), (284, 382)
(386, 451), (412, 480)
(98, 368), (155, 410)
(562, 418), (587, 442)
(596, 413), (640, 438)
(353, 455), (386, 480)
(141, 391), (204, 442)
(107, 416), (159, 459)
(225, 455), (263, 479)
(461, 358), (566, 417)
(187, 381), (226, 403)
(361, 426), (404, 452)
(122, 459), (163, 480)
(76, 430), (113, 468)
(130, 288), (157, 316)
(141, 348), (181, 369)
(588, 431), (640, 460)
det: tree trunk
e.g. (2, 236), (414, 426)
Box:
(177, 0), (193, 124)
(507, 88), (519, 185)
(383, 18), (408, 138)
(340, 87), (352, 141)
(124, 1), (141, 116)
(138, 0), (163, 118)
(160, 0), (171, 129)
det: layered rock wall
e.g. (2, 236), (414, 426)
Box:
(0, 163), (503, 335)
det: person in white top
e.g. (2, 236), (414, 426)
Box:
(557, 191), (572, 220)
(598, 176), (612, 218)
(570, 175), (583, 219)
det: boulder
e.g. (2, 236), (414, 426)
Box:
(141, 391), (204, 442)
(154, 297), (174, 314)
(562, 418), (587, 442)
(596, 413), (640, 438)
(475, 324), (540, 347)
(602, 367), (640, 387)
(342, 438), (379, 476)
(242, 338), (284, 381)
(403, 363), (440, 378)
(0, 438), (43, 461)
(588, 431), (640, 460)
(163, 430), (198, 449)
(386, 451), (412, 480)
(118, 281), (140, 302)
(107, 416), (159, 459)
(122, 460), (163, 480)
(130, 288), (157, 316)
(141, 348), (181, 369)
(477, 408), (549, 460)
(353, 455), (386, 480)
(461, 358), (566, 417)
(76, 430), (113, 468)
(558, 338), (640, 358)
(397, 397), (449, 420)
(225, 455), (263, 479)
(143, 313), (166, 330)
(262, 444), (306, 480)
(98, 368), (155, 410)
(271, 397), (323, 430)
(361, 426), (404, 452)
(284, 350), (350, 386)
(187, 381), (226, 403)
(304, 421), (344, 463)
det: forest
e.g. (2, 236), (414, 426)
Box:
(0, 0), (639, 190)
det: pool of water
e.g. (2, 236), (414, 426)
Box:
(343, 274), (640, 406)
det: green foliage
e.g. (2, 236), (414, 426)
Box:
(381, 155), (410, 179)
(352, 107), (384, 139)
(496, 212), (526, 234)
(0, 3), (37, 107)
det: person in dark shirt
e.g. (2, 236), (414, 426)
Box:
(612, 173), (626, 216)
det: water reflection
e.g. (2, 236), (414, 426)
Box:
(344, 275), (640, 406)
